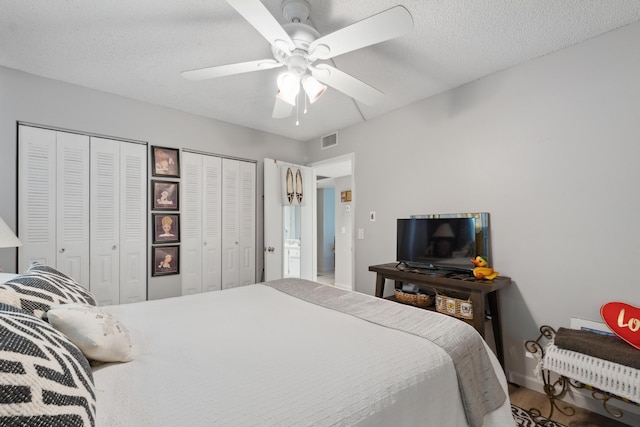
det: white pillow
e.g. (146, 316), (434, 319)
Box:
(47, 303), (133, 363)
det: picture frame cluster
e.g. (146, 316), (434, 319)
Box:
(151, 146), (180, 277)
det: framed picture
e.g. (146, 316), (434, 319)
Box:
(151, 146), (180, 178)
(153, 213), (180, 244)
(152, 245), (180, 277)
(152, 180), (179, 211)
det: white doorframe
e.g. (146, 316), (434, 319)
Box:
(308, 153), (355, 291)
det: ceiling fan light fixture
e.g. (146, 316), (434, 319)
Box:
(302, 75), (327, 104)
(276, 89), (298, 107)
(276, 71), (301, 106)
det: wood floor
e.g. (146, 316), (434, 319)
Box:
(508, 383), (632, 427)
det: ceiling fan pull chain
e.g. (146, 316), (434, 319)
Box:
(304, 92), (308, 115)
(296, 92), (300, 126)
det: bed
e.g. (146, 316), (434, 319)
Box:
(0, 268), (514, 427)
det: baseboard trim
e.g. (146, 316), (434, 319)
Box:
(333, 282), (351, 291)
(507, 370), (640, 424)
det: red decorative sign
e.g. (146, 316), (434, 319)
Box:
(600, 302), (640, 350)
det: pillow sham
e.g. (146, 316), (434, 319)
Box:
(0, 302), (96, 426)
(47, 304), (133, 363)
(0, 264), (97, 318)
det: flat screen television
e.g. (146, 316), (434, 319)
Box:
(396, 213), (490, 272)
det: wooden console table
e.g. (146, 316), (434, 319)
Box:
(369, 263), (511, 368)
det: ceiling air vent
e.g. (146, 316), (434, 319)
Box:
(321, 132), (338, 150)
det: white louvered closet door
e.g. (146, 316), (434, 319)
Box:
(55, 132), (90, 286)
(90, 137), (121, 305)
(181, 153), (223, 295)
(238, 160), (256, 286)
(221, 159), (240, 289)
(18, 126), (90, 285)
(118, 142), (147, 303)
(181, 152), (204, 295)
(221, 158), (256, 289)
(18, 126), (147, 304)
(90, 138), (147, 305)
(18, 126), (58, 272)
(202, 155), (222, 292)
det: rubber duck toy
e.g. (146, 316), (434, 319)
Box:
(470, 256), (499, 280)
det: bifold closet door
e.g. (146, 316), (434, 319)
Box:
(238, 160), (256, 286)
(183, 154), (254, 293)
(90, 138), (121, 305)
(18, 126), (146, 304)
(221, 158), (256, 289)
(90, 137), (146, 305)
(181, 152), (222, 295)
(118, 142), (147, 303)
(182, 152), (204, 295)
(18, 126), (90, 286)
(202, 155), (223, 291)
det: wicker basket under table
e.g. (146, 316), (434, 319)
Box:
(394, 289), (434, 308)
(435, 291), (473, 319)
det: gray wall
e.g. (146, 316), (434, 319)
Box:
(305, 19), (640, 403)
(0, 66), (306, 296)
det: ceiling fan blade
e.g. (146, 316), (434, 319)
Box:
(272, 97), (293, 119)
(311, 64), (383, 106)
(227, 0), (295, 51)
(181, 59), (282, 81)
(309, 6), (413, 60)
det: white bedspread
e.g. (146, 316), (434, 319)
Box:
(94, 284), (513, 426)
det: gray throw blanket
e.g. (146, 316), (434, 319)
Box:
(267, 278), (506, 427)
(554, 327), (640, 369)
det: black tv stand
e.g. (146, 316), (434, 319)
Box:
(369, 263), (511, 369)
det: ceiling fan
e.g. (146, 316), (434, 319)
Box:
(181, 0), (413, 119)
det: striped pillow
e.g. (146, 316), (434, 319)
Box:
(0, 302), (96, 426)
(0, 264), (97, 319)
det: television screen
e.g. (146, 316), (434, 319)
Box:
(396, 213), (490, 271)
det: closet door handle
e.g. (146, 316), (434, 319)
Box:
(112, 245), (117, 250)
(59, 248), (65, 253)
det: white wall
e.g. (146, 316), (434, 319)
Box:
(305, 19), (640, 416)
(0, 66), (306, 297)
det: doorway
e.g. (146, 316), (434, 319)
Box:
(310, 154), (354, 290)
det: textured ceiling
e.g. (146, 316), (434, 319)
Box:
(2, 1), (640, 141)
